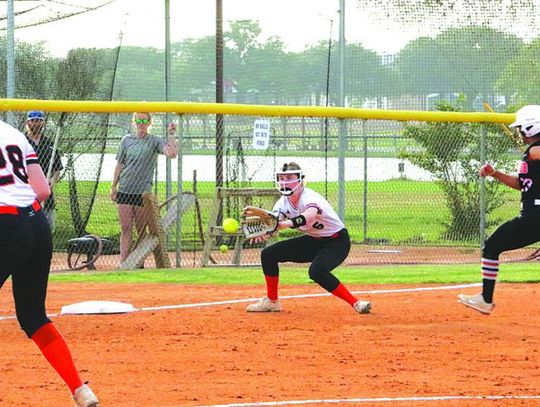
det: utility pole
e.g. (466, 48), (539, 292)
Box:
(165, 0), (172, 202)
(6, 0), (15, 125)
(216, 0), (224, 191)
(337, 0), (346, 220)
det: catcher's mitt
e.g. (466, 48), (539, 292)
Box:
(241, 206), (280, 239)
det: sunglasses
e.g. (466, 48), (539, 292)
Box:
(134, 118), (150, 124)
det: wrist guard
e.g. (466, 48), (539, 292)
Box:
(290, 215), (306, 228)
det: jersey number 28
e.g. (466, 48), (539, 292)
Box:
(0, 146), (28, 185)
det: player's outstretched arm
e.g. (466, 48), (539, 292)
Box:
(27, 163), (51, 202)
(479, 163), (520, 190)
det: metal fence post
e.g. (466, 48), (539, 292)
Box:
(479, 126), (486, 243)
(175, 114), (184, 267)
(362, 120), (368, 241)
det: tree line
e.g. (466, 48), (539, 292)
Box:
(1, 21), (538, 111)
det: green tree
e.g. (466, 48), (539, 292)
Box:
(395, 27), (523, 109)
(53, 47), (118, 238)
(0, 36), (57, 125)
(495, 38), (540, 105)
(290, 42), (330, 106)
(113, 46), (165, 101)
(172, 36), (216, 101)
(400, 98), (516, 241)
(288, 41), (394, 107)
(345, 43), (390, 105)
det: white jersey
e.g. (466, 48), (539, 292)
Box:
(272, 187), (345, 237)
(0, 120), (39, 206)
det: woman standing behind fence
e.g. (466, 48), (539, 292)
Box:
(110, 112), (178, 265)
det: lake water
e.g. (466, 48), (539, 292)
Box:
(70, 154), (436, 182)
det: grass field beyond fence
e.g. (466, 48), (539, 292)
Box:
(51, 178), (521, 251)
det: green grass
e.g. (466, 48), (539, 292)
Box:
(51, 178), (521, 250)
(50, 263), (540, 285)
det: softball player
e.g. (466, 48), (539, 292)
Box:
(246, 162), (371, 314)
(459, 105), (540, 314)
(0, 119), (99, 406)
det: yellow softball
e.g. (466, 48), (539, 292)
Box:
(222, 218), (239, 234)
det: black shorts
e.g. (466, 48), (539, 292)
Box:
(0, 205), (52, 337)
(116, 192), (143, 207)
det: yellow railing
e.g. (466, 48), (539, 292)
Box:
(0, 98), (514, 123)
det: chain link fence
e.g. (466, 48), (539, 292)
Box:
(1, 108), (529, 271)
(2, 0), (540, 269)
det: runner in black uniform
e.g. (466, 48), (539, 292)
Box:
(0, 119), (99, 406)
(459, 105), (540, 314)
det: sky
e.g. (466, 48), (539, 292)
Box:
(6, 0), (539, 58)
(8, 0), (422, 57)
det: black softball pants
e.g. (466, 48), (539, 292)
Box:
(261, 229), (351, 292)
(0, 209), (52, 337)
(483, 210), (540, 260)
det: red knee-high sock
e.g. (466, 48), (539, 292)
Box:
(331, 283), (358, 306)
(265, 275), (279, 300)
(31, 322), (83, 394)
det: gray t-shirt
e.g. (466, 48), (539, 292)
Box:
(116, 134), (167, 194)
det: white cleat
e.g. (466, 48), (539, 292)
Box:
(246, 297), (282, 312)
(73, 383), (99, 407)
(458, 293), (494, 315)
(353, 300), (371, 314)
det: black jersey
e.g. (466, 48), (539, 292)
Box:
(25, 134), (63, 210)
(518, 140), (540, 202)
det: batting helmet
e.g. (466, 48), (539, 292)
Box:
(509, 105), (540, 138)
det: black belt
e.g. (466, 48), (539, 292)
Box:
(313, 229), (347, 240)
(0, 200), (41, 216)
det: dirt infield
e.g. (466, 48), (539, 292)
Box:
(1, 282), (539, 406)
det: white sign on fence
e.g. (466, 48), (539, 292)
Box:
(252, 119), (270, 150)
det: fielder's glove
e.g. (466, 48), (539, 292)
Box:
(241, 206), (280, 239)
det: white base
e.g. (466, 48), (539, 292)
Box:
(60, 300), (137, 315)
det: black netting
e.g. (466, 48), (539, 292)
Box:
(1, 0), (539, 269)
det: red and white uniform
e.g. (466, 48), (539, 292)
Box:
(273, 187), (345, 238)
(0, 120), (39, 206)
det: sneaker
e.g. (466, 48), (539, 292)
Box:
(73, 383), (99, 407)
(353, 300), (371, 314)
(246, 297), (282, 312)
(458, 293), (494, 315)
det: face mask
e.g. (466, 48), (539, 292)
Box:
(275, 170), (304, 196)
(276, 179), (302, 196)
